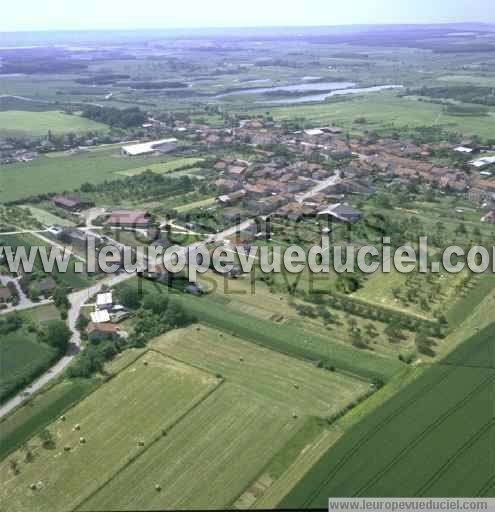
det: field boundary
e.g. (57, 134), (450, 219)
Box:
(354, 373), (495, 496)
(0, 348), (147, 462)
(415, 418), (495, 496)
(292, 364), (458, 508)
(73, 370), (224, 511)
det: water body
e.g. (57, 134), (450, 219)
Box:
(215, 81), (356, 98)
(262, 84), (404, 105)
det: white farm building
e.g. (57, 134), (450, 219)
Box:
(121, 138), (178, 157)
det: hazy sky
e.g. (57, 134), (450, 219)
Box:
(1, 0), (494, 32)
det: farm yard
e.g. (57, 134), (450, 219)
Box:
(0, 111), (108, 137)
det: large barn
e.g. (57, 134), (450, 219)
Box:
(121, 138), (178, 157)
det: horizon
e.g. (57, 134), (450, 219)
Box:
(1, 0), (494, 33)
(1, 20), (495, 35)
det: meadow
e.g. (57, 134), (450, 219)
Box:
(0, 233), (91, 290)
(267, 92), (495, 139)
(80, 384), (304, 510)
(0, 330), (58, 404)
(0, 351), (219, 512)
(138, 278), (404, 382)
(115, 157), (204, 177)
(280, 324), (495, 506)
(0, 111), (108, 137)
(0, 148), (176, 202)
(0, 323), (371, 511)
(151, 325), (370, 417)
(79, 324), (369, 510)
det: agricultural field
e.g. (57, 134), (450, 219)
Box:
(78, 324), (370, 510)
(280, 324), (495, 506)
(19, 206), (76, 228)
(0, 111), (108, 137)
(81, 384), (305, 510)
(0, 329), (58, 403)
(267, 92), (495, 139)
(0, 233), (92, 290)
(0, 351), (219, 512)
(115, 157), (204, 177)
(137, 278), (404, 382)
(0, 148), (182, 202)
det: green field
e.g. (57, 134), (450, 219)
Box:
(0, 233), (91, 289)
(115, 157), (204, 177)
(20, 206), (76, 228)
(0, 378), (98, 461)
(0, 351), (219, 512)
(0, 330), (58, 403)
(81, 385), (304, 510)
(0, 111), (108, 137)
(137, 278), (404, 382)
(151, 325), (370, 417)
(79, 325), (369, 510)
(0, 149), (175, 203)
(280, 324), (495, 506)
(268, 92), (495, 139)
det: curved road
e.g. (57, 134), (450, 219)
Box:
(0, 219), (253, 419)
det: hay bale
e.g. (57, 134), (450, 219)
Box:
(138, 440), (145, 447)
(293, 383), (299, 390)
(74, 424), (81, 431)
(29, 483), (36, 490)
(143, 361), (148, 366)
(64, 445), (71, 452)
(239, 357), (244, 362)
(60, 415), (66, 422)
(292, 412), (298, 419)
(79, 437), (86, 444)
(155, 484), (162, 492)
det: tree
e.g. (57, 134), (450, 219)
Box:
(8, 458), (19, 475)
(41, 320), (71, 354)
(53, 287), (70, 310)
(39, 428), (55, 449)
(117, 286), (141, 310)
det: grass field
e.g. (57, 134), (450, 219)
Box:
(151, 325), (370, 417)
(0, 330), (58, 403)
(267, 92), (495, 139)
(0, 378), (98, 461)
(137, 278), (404, 382)
(280, 324), (495, 506)
(115, 157), (204, 177)
(0, 111), (108, 137)
(0, 149), (174, 202)
(20, 206), (76, 228)
(0, 233), (91, 290)
(175, 196), (217, 213)
(78, 325), (369, 510)
(0, 351), (219, 512)
(80, 385), (304, 510)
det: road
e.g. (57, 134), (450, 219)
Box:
(0, 218), (254, 419)
(295, 173), (341, 203)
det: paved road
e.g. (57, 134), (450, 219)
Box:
(295, 173), (341, 203)
(0, 219), (254, 419)
(0, 275), (52, 315)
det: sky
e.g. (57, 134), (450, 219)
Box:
(1, 0), (494, 32)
